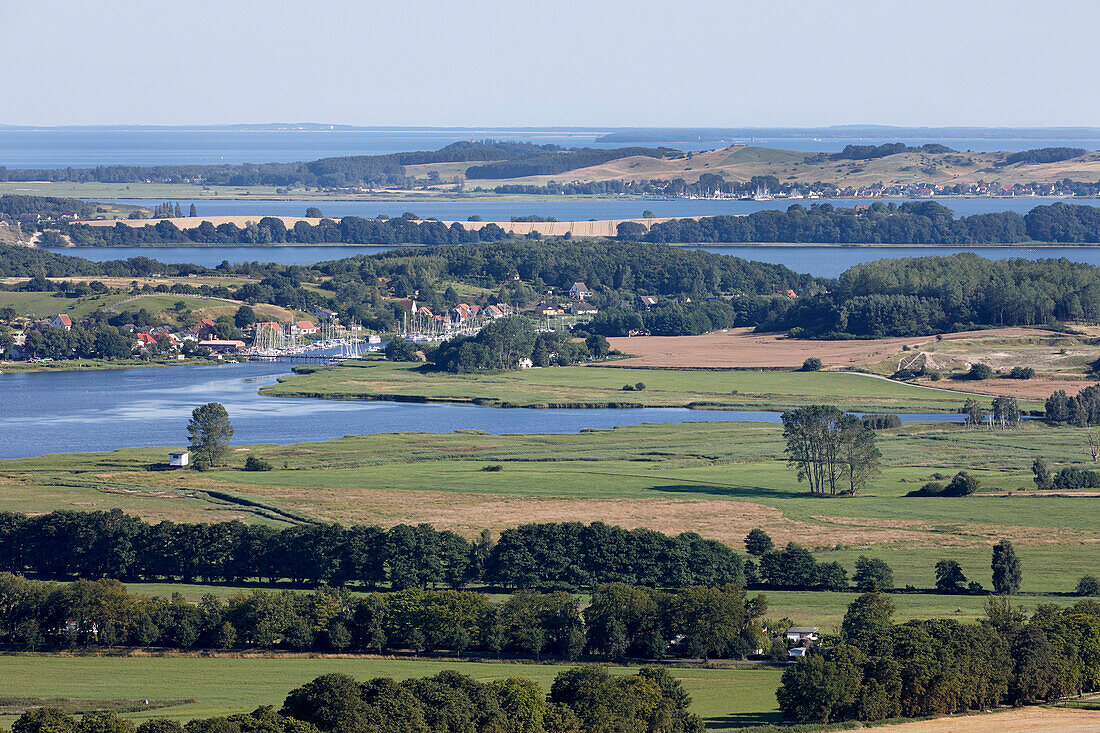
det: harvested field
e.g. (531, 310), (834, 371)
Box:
(872, 706), (1100, 732)
(606, 327), (1058, 369)
(926, 377), (1095, 399)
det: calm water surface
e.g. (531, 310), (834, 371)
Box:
(0, 363), (962, 459)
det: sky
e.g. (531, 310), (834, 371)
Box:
(2, 0), (1095, 127)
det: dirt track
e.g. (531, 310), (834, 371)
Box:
(871, 706), (1099, 732)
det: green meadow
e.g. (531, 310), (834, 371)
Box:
(259, 358), (1004, 412)
(4, 419), (1099, 593)
(0, 656), (784, 731)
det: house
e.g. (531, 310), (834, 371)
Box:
(785, 627), (819, 643)
(288, 320), (319, 336)
(198, 339), (245, 353)
(569, 282), (592, 300)
(169, 451), (190, 468)
(51, 314), (73, 331)
(568, 303), (597, 315)
(782, 289), (798, 299)
(485, 305), (505, 319)
(788, 647), (808, 658)
(196, 318), (217, 339)
(533, 300), (563, 316)
(638, 295), (659, 309)
(311, 306), (338, 321)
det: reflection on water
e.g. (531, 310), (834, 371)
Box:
(1, 362), (963, 459)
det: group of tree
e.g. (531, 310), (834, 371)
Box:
(430, 317), (592, 372)
(1045, 384), (1100, 425)
(1002, 147), (1086, 165)
(781, 405), (882, 496)
(0, 512), (747, 592)
(1032, 456), (1100, 490)
(831, 143), (955, 160)
(777, 591), (1100, 723)
(639, 202), (1100, 246)
(6, 665), (703, 733)
(765, 251), (1100, 337)
(17, 323), (134, 360)
(0, 572), (762, 662)
(283, 666), (702, 733)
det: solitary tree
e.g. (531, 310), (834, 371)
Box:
(187, 402), (234, 467)
(744, 528), (774, 556)
(1031, 457), (1052, 490)
(934, 559), (968, 593)
(188, 203), (198, 217)
(991, 539), (1022, 595)
(852, 556), (894, 592)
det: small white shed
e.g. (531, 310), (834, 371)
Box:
(169, 451), (190, 467)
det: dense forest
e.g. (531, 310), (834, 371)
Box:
(0, 193), (96, 219)
(0, 141), (672, 188)
(830, 143), (955, 160)
(638, 201), (1100, 245)
(1003, 146), (1086, 165)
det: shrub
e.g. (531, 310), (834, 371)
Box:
(1077, 575), (1100, 596)
(943, 471), (979, 496)
(1008, 366), (1036, 379)
(1052, 466), (1100, 490)
(243, 456), (273, 472)
(634, 382), (646, 391)
(861, 413), (902, 430)
(967, 363), (993, 380)
(800, 357), (823, 372)
(906, 481), (945, 497)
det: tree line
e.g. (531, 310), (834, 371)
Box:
(0, 512), (746, 591)
(638, 201), (1100, 245)
(0, 572), (764, 662)
(8, 666), (704, 733)
(777, 592), (1100, 723)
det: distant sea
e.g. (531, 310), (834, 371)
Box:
(4, 125), (1100, 169)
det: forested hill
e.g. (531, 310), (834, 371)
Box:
(5, 241), (1100, 338)
(0, 141), (675, 187)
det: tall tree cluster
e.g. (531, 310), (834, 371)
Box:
(781, 406), (881, 496)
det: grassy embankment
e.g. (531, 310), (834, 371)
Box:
(4, 419), (1099, 593)
(258, 358), (1009, 413)
(0, 655), (784, 729)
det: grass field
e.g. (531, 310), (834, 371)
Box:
(4, 419), (1100, 593)
(259, 358), (1006, 412)
(0, 656), (784, 730)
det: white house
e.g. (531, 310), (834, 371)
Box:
(568, 282), (592, 300)
(169, 451), (190, 467)
(51, 314), (73, 331)
(785, 627), (819, 643)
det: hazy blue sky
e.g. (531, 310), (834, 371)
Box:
(3, 0), (1093, 127)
